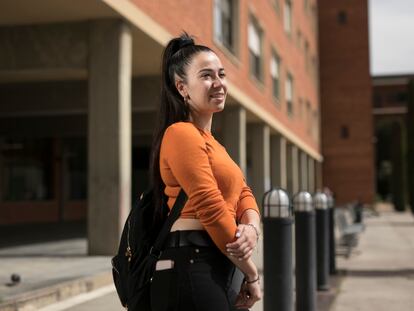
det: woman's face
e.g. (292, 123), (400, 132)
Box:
(177, 51), (227, 116)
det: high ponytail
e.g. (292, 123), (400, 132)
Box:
(149, 33), (213, 225)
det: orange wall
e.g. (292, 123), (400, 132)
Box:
(132, 0), (320, 152)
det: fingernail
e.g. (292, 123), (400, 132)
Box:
(226, 249), (231, 253)
(235, 232), (241, 238)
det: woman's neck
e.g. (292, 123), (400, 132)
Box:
(188, 113), (213, 133)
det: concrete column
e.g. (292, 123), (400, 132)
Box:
(300, 151), (308, 191)
(291, 145), (299, 195)
(270, 134), (287, 188)
(0, 138), (3, 201)
(222, 105), (247, 175)
(88, 19), (132, 255)
(248, 123), (271, 204)
(315, 161), (323, 191)
(286, 144), (293, 195)
(308, 156), (316, 193)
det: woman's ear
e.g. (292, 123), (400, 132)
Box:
(175, 78), (187, 98)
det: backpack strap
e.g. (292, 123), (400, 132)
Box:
(150, 189), (187, 257)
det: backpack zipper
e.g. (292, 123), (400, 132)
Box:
(125, 219), (132, 262)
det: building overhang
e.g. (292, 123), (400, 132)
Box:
(372, 74), (414, 86)
(0, 0), (167, 78)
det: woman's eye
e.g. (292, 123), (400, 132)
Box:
(219, 73), (226, 78)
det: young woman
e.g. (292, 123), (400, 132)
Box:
(149, 33), (262, 311)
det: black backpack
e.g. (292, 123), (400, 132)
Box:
(111, 188), (187, 311)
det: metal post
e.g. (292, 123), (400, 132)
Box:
(263, 188), (293, 311)
(326, 193), (337, 275)
(314, 192), (330, 291)
(293, 191), (316, 311)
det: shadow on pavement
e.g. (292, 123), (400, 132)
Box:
(345, 268), (414, 278)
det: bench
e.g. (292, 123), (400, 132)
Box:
(334, 204), (365, 257)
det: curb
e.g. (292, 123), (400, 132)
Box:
(0, 272), (113, 311)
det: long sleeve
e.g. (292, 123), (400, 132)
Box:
(236, 181), (261, 222)
(160, 123), (238, 252)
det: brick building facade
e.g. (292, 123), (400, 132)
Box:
(0, 0), (321, 254)
(318, 0), (375, 204)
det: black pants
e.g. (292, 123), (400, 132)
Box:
(150, 232), (247, 311)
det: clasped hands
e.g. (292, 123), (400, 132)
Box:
(226, 223), (262, 309)
(226, 223), (259, 261)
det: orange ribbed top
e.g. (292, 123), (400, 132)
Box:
(160, 122), (260, 253)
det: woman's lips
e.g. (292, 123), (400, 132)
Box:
(210, 93), (225, 99)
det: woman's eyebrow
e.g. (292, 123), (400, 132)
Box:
(198, 68), (225, 74)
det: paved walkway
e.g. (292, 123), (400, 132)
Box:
(0, 223), (112, 310)
(1, 207), (413, 310)
(331, 207), (414, 311)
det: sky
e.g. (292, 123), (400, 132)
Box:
(369, 0), (414, 76)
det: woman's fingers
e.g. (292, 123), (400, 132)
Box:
(226, 226), (247, 249)
(234, 282), (262, 309)
(241, 248), (254, 260)
(228, 242), (254, 259)
(226, 224), (258, 259)
(235, 295), (260, 309)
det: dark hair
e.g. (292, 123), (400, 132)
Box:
(150, 33), (213, 224)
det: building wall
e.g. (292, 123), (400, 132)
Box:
(373, 75), (412, 210)
(132, 0), (320, 151)
(0, 0), (322, 227)
(318, 0), (375, 204)
(0, 78), (158, 225)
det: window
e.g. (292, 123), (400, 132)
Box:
(311, 4), (317, 32)
(270, 52), (281, 100)
(248, 18), (263, 81)
(63, 138), (87, 200)
(338, 11), (347, 24)
(306, 101), (311, 133)
(304, 0), (309, 12)
(311, 56), (318, 85)
(214, 0), (238, 53)
(286, 73), (294, 115)
(272, 0), (280, 14)
(284, 0), (293, 35)
(373, 93), (382, 107)
(313, 109), (319, 142)
(387, 92), (408, 103)
(298, 98), (303, 119)
(1, 138), (54, 201)
(296, 30), (302, 49)
(340, 125), (349, 139)
(304, 40), (310, 72)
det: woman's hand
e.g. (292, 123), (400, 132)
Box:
(226, 224), (258, 260)
(234, 277), (262, 309)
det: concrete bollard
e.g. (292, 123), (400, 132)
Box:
(293, 191), (317, 311)
(262, 188), (293, 311)
(314, 192), (330, 291)
(326, 193), (337, 275)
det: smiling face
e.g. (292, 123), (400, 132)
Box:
(176, 51), (227, 117)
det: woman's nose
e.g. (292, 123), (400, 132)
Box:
(212, 76), (224, 88)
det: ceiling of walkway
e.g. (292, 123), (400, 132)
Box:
(0, 0), (164, 81)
